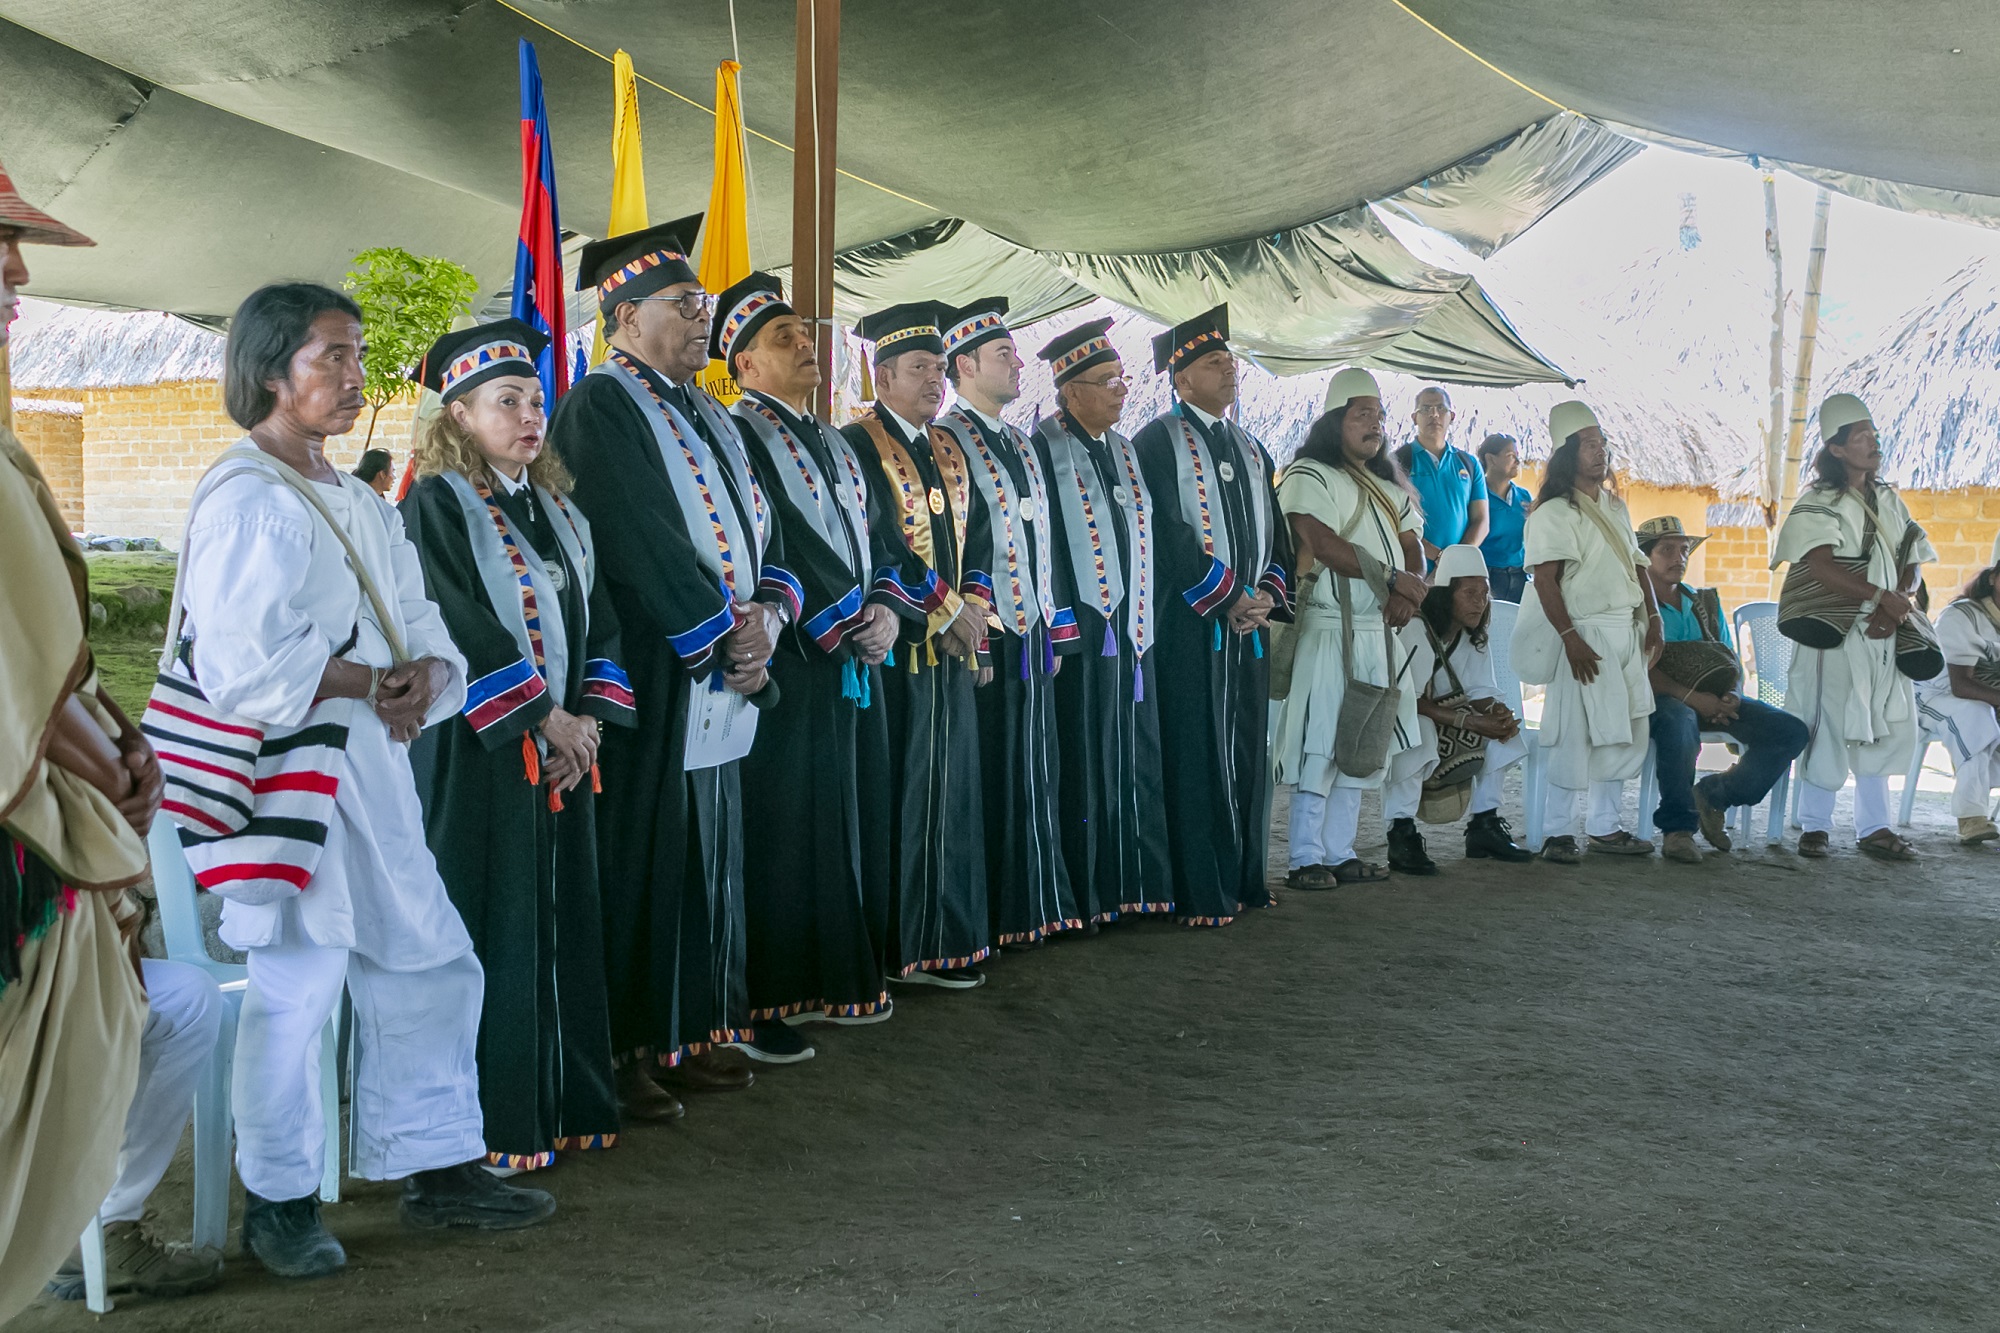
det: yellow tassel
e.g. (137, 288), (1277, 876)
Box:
(925, 639), (938, 667)
(858, 346), (874, 403)
(521, 732), (540, 786)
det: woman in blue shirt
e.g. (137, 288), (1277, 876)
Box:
(1476, 433), (1531, 602)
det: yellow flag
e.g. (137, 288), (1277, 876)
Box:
(591, 49), (649, 367)
(697, 59), (752, 403)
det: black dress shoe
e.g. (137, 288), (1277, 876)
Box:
(1464, 810), (1533, 862)
(1386, 817), (1438, 875)
(400, 1160), (557, 1232)
(617, 1062), (686, 1121)
(657, 1049), (756, 1093)
(244, 1191), (346, 1278)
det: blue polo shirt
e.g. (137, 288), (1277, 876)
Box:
(1403, 442), (1481, 550)
(1658, 584), (1733, 649)
(1480, 482), (1531, 569)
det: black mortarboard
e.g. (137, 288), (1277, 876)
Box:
(577, 212), (704, 313)
(709, 271), (792, 367)
(856, 302), (947, 362)
(940, 297), (1011, 362)
(1038, 317), (1118, 387)
(418, 318), (549, 403)
(1151, 303), (1231, 375)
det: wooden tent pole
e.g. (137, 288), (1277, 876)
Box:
(1761, 172), (1786, 516)
(1772, 187), (1832, 593)
(792, 0), (839, 419)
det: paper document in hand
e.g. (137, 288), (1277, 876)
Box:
(684, 683), (758, 770)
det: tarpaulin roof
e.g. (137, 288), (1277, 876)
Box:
(4, 1), (1998, 379)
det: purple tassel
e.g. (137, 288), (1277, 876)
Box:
(1019, 637), (1031, 680)
(1102, 619), (1117, 657)
(1043, 632), (1056, 676)
(1134, 657), (1145, 702)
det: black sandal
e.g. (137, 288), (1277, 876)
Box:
(1331, 858), (1389, 884)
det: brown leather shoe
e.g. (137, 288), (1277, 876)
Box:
(656, 1049), (755, 1094)
(616, 1063), (685, 1122)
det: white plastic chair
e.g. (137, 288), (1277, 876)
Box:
(1730, 600), (1795, 841)
(79, 821), (347, 1311)
(1635, 733), (1759, 845)
(1484, 599), (1548, 849)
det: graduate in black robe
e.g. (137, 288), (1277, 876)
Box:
(548, 218), (789, 1117)
(1131, 305), (1294, 926)
(936, 299), (1080, 950)
(1032, 319), (1176, 923)
(402, 320), (631, 1170)
(714, 273), (898, 1060)
(841, 303), (991, 989)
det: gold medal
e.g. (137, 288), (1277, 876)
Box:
(928, 487), (946, 515)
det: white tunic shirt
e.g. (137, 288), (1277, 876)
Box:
(1771, 484), (1937, 785)
(184, 455), (471, 968)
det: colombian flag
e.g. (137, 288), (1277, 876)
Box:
(514, 38), (569, 402)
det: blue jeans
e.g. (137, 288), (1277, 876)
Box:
(1488, 566), (1528, 604)
(1649, 694), (1809, 833)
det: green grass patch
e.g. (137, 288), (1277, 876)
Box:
(85, 552), (176, 717)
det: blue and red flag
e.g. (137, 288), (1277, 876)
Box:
(514, 38), (569, 402)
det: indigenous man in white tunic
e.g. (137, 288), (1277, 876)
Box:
(1383, 544), (1535, 870)
(1770, 393), (1936, 861)
(184, 284), (554, 1280)
(1918, 547), (2000, 846)
(1271, 370), (1429, 886)
(1511, 401), (1664, 864)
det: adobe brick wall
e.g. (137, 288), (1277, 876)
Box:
(11, 397), (85, 526)
(74, 381), (418, 544)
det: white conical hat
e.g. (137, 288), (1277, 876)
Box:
(1548, 400), (1599, 445)
(1818, 392), (1872, 443)
(1324, 367), (1381, 410)
(1433, 544), (1490, 584)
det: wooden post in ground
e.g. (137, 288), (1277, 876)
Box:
(792, 0), (840, 419)
(1761, 172), (1786, 518)
(1771, 187), (1832, 593)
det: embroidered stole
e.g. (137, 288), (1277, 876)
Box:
(858, 408), (971, 637)
(935, 407), (1055, 636)
(1037, 418), (1155, 656)
(1164, 408), (1275, 578)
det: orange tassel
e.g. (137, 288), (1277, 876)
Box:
(521, 732), (540, 786)
(590, 763), (603, 794)
(548, 785), (565, 813)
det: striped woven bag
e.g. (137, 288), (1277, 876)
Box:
(141, 445), (404, 905)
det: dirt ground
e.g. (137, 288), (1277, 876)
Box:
(11, 774), (2000, 1333)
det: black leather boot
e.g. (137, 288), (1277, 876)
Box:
(1386, 817), (1438, 875)
(1465, 810), (1533, 863)
(244, 1191), (346, 1279)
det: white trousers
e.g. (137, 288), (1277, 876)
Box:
(1798, 777), (1892, 837)
(234, 931), (485, 1200)
(1548, 779), (1630, 839)
(1919, 693), (2000, 818)
(1290, 788), (1364, 868)
(1950, 751), (1999, 819)
(99, 960), (223, 1225)
(1384, 753), (1518, 822)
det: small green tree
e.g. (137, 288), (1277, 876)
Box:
(342, 247), (481, 445)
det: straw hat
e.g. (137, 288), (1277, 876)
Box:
(0, 157), (93, 247)
(1635, 515), (1705, 553)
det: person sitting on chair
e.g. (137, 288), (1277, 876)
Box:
(1916, 553), (2000, 846)
(1639, 516), (1808, 863)
(1382, 544), (1534, 873)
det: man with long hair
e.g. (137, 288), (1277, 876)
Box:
(1918, 552), (2000, 846)
(1270, 370), (1428, 885)
(1514, 402), (1663, 864)
(1769, 393), (1935, 860)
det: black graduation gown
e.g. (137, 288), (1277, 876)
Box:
(957, 411), (1079, 947)
(1039, 411), (1175, 923)
(403, 471), (631, 1167)
(549, 363), (783, 1067)
(842, 404), (990, 975)
(734, 392), (888, 1021)
(1132, 406), (1294, 925)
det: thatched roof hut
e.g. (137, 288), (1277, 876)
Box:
(9, 304), (224, 391)
(1825, 255), (2000, 489)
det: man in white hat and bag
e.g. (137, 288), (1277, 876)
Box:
(1511, 401), (1663, 863)
(1270, 369), (1430, 885)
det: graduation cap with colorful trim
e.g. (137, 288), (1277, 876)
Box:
(1151, 303), (1230, 375)
(857, 302), (947, 362)
(418, 318), (549, 404)
(941, 297), (1012, 362)
(709, 271), (792, 368)
(577, 213), (704, 314)
(1038, 317), (1118, 387)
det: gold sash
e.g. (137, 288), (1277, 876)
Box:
(857, 410), (970, 639)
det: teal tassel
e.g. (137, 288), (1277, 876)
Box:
(1252, 629), (1264, 659)
(1212, 620), (1223, 652)
(884, 646), (896, 669)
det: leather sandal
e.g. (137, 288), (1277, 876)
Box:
(1331, 858), (1389, 884)
(1796, 831), (1830, 858)
(1284, 864), (1340, 891)
(1857, 829), (1918, 862)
